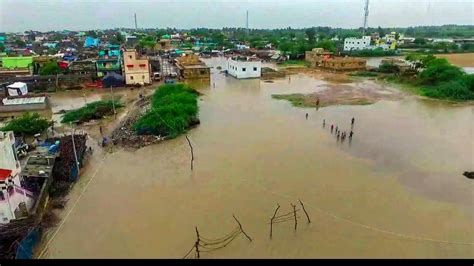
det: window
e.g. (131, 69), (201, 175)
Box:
(102, 63), (106, 67)
(200, 70), (206, 75)
(242, 68), (246, 72)
(130, 76), (134, 80)
(253, 67), (257, 71)
(142, 75), (145, 79)
(129, 55), (132, 59)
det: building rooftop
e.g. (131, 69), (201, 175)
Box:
(230, 56), (261, 62)
(2, 97), (46, 106)
(21, 155), (56, 179)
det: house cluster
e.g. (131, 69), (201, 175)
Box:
(343, 31), (400, 51)
(0, 30), (152, 89)
(0, 130), (88, 224)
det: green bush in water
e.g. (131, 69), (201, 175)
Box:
(422, 80), (474, 101)
(133, 83), (199, 137)
(61, 100), (123, 124)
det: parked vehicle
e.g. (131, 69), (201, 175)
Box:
(153, 72), (162, 81)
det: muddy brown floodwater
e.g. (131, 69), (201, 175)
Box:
(38, 58), (473, 258)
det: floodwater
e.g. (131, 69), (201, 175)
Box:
(39, 58), (473, 258)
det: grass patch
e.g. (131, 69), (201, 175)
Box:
(133, 83), (199, 138)
(278, 60), (309, 68)
(349, 71), (380, 77)
(272, 94), (307, 107)
(61, 100), (124, 124)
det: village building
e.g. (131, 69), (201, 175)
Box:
(96, 46), (122, 78)
(32, 56), (55, 75)
(69, 59), (97, 75)
(305, 48), (334, 67)
(122, 49), (151, 85)
(83, 36), (100, 48)
(156, 39), (172, 52)
(343, 36), (372, 51)
(1, 56), (33, 70)
(0, 56), (33, 80)
(0, 131), (35, 223)
(320, 57), (367, 71)
(305, 48), (366, 72)
(226, 56), (262, 79)
(175, 54), (210, 80)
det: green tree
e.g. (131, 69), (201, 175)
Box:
(15, 40), (26, 48)
(111, 33), (125, 45)
(419, 58), (464, 85)
(305, 28), (316, 44)
(87, 30), (98, 38)
(1, 112), (50, 135)
(413, 38), (427, 45)
(0, 43), (5, 52)
(315, 39), (336, 52)
(378, 62), (400, 73)
(40, 61), (62, 75)
(395, 32), (400, 40)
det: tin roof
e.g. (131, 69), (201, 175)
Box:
(2, 96), (46, 106)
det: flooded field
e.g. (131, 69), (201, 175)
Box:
(38, 58), (473, 258)
(436, 53), (474, 67)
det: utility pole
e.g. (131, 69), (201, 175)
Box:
(246, 10), (249, 36)
(110, 86), (116, 118)
(363, 0), (369, 35)
(70, 122), (80, 176)
(134, 13), (138, 30)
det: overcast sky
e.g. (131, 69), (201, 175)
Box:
(1, 0), (473, 32)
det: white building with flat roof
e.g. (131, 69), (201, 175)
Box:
(344, 36), (371, 51)
(226, 56), (261, 79)
(0, 131), (34, 223)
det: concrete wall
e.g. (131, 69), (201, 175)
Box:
(226, 59), (261, 79)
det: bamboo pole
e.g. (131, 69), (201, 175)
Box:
(185, 135), (194, 171)
(291, 203), (297, 231)
(299, 199), (311, 224)
(270, 203), (280, 239)
(195, 226), (200, 259)
(233, 214), (252, 242)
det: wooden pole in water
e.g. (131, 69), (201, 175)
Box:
(185, 135), (194, 171)
(299, 199), (311, 224)
(195, 226), (200, 259)
(291, 203), (297, 231)
(270, 203), (280, 239)
(233, 214), (252, 242)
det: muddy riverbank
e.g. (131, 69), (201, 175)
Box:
(272, 80), (405, 108)
(37, 58), (473, 258)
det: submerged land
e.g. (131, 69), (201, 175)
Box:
(30, 57), (473, 259)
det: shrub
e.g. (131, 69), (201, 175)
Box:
(422, 80), (474, 101)
(378, 62), (400, 73)
(418, 59), (465, 85)
(133, 84), (199, 137)
(40, 62), (62, 76)
(1, 112), (50, 135)
(61, 100), (123, 124)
